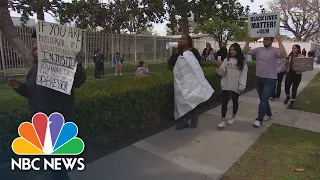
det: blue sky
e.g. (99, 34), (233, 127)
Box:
(10, 0), (292, 36)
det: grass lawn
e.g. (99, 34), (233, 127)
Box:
(0, 63), (168, 105)
(295, 72), (320, 114)
(221, 124), (320, 180)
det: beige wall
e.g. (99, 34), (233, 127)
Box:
(192, 36), (319, 55)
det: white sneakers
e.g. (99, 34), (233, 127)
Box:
(227, 118), (235, 125)
(253, 115), (272, 127)
(218, 121), (226, 128)
(218, 117), (235, 128)
(254, 120), (261, 127)
(263, 115), (272, 121)
(219, 115), (271, 128)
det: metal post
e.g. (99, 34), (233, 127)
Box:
(111, 33), (114, 67)
(134, 35), (137, 65)
(169, 38), (173, 55)
(154, 36), (156, 63)
(0, 31), (7, 78)
(82, 31), (88, 69)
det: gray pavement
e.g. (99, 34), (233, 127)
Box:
(69, 63), (320, 180)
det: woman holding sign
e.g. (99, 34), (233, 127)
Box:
(284, 44), (305, 109)
(168, 34), (214, 130)
(216, 43), (248, 128)
(8, 31), (86, 180)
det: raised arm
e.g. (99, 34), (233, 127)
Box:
(244, 41), (254, 55)
(275, 34), (286, 58)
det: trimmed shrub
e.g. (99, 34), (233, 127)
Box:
(0, 62), (256, 162)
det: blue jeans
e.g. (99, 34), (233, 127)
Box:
(256, 77), (276, 122)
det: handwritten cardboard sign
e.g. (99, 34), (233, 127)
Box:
(292, 57), (314, 72)
(248, 12), (280, 38)
(36, 20), (83, 95)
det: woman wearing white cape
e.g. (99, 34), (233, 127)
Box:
(168, 34), (215, 130)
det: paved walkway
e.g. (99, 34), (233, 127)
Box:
(69, 63), (320, 180)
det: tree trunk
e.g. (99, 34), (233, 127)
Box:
(36, 1), (45, 20)
(37, 9), (45, 21)
(0, 0), (34, 70)
(181, 14), (189, 34)
(295, 35), (302, 41)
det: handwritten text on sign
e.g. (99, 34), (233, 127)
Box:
(292, 57), (314, 72)
(36, 20), (82, 95)
(248, 12), (280, 38)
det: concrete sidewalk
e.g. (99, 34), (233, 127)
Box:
(69, 63), (320, 180)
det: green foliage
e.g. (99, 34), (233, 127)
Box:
(164, 0), (195, 34)
(8, 0), (63, 22)
(58, 0), (165, 33)
(0, 62), (256, 163)
(195, 0), (250, 44)
(58, 0), (107, 29)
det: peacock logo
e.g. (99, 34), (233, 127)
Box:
(11, 112), (85, 155)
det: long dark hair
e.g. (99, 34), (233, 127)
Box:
(182, 34), (193, 48)
(289, 44), (301, 57)
(228, 43), (246, 71)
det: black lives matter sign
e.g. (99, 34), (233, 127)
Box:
(36, 21), (82, 95)
(248, 12), (280, 38)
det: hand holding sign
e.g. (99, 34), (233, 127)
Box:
(285, 60), (289, 68)
(275, 34), (281, 42)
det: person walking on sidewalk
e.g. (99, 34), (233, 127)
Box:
(284, 44), (305, 109)
(244, 35), (287, 127)
(270, 57), (287, 101)
(216, 43), (248, 128)
(168, 34), (208, 130)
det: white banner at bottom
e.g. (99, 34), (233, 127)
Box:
(173, 51), (215, 120)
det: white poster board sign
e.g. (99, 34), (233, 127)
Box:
(173, 51), (215, 120)
(36, 20), (82, 95)
(248, 12), (280, 38)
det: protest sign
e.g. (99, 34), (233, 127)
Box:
(248, 12), (280, 38)
(292, 57), (314, 72)
(36, 20), (82, 95)
(173, 51), (214, 120)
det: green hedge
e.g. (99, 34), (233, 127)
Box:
(0, 62), (256, 162)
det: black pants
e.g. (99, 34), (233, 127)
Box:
(100, 62), (105, 76)
(94, 65), (100, 78)
(285, 69), (302, 100)
(272, 71), (286, 98)
(221, 90), (240, 118)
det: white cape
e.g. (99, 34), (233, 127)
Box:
(173, 50), (215, 120)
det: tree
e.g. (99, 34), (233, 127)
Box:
(268, 0), (320, 41)
(8, 0), (63, 22)
(163, 0), (198, 34)
(139, 26), (157, 35)
(58, 0), (107, 29)
(60, 0), (165, 34)
(0, 0), (33, 69)
(195, 0), (250, 44)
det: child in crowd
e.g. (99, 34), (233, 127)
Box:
(113, 52), (123, 76)
(134, 61), (149, 79)
(216, 43), (248, 128)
